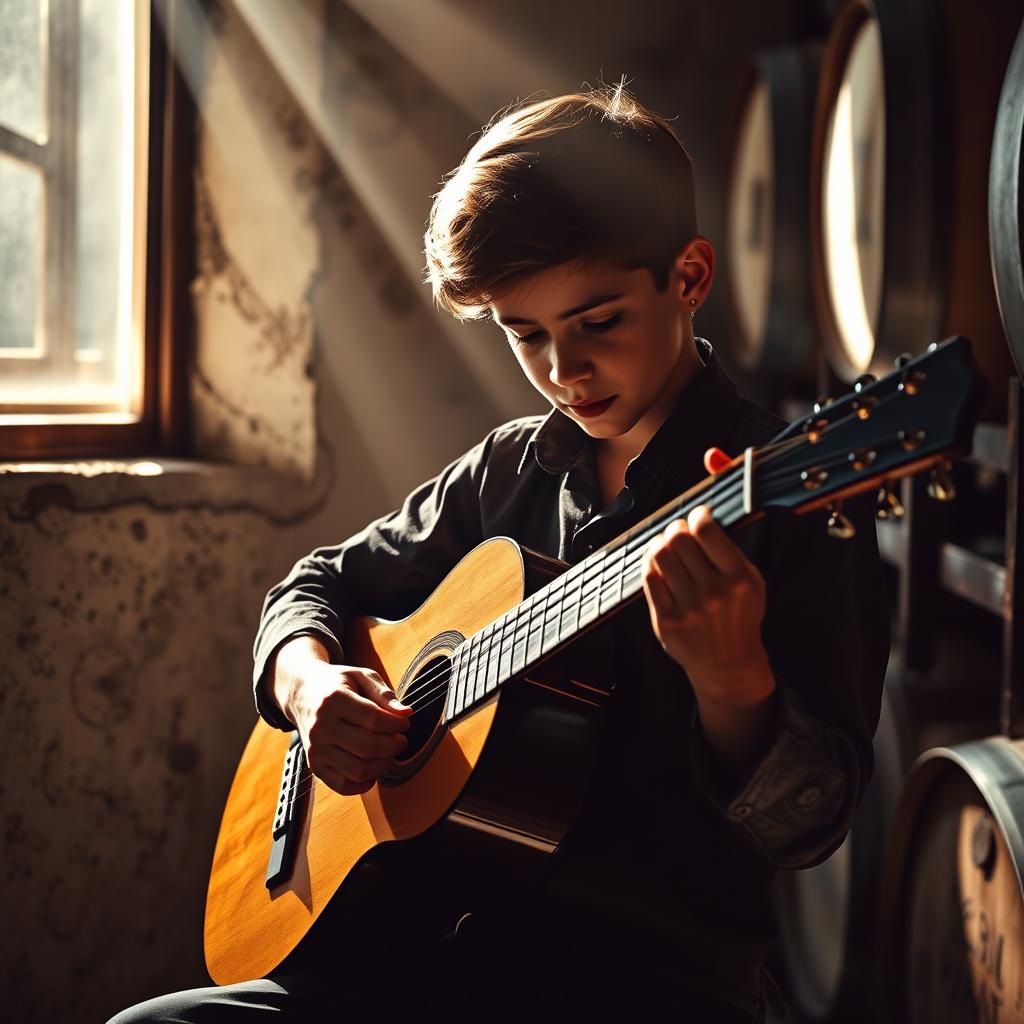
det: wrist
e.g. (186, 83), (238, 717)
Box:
(270, 633), (332, 725)
(688, 647), (776, 709)
(693, 658), (780, 776)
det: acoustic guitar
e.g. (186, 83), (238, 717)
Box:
(205, 337), (984, 984)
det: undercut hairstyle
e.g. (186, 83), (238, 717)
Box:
(424, 83), (698, 321)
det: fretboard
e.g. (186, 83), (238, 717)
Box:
(443, 458), (753, 723)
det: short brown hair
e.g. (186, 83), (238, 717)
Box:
(424, 84), (698, 320)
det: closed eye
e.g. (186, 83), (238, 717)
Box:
(510, 330), (545, 346)
(583, 312), (623, 333)
(509, 311), (623, 346)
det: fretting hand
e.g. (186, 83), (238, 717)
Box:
(641, 447), (778, 771)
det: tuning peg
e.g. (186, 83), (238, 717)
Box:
(812, 394), (836, 415)
(927, 460), (956, 501)
(826, 503), (857, 539)
(853, 373), (877, 393)
(875, 486), (905, 520)
(895, 352), (913, 369)
(898, 370), (927, 395)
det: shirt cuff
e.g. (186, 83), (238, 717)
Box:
(251, 623), (345, 732)
(689, 683), (851, 866)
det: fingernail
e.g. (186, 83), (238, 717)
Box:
(388, 698), (409, 712)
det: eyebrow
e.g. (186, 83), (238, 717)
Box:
(495, 292), (624, 327)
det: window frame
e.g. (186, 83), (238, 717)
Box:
(0, 0), (193, 460)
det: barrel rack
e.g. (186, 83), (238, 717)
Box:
(875, 375), (1022, 740)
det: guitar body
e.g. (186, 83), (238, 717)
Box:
(204, 537), (612, 985)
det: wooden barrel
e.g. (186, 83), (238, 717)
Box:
(772, 642), (1002, 1021)
(991, 16), (1024, 384)
(881, 737), (1024, 1024)
(723, 46), (823, 410)
(809, 0), (1020, 417)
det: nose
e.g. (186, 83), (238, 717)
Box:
(548, 335), (592, 388)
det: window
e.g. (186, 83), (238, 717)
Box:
(0, 0), (191, 459)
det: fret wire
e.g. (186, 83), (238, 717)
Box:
(512, 603), (531, 675)
(527, 586), (547, 665)
(498, 608), (516, 682)
(459, 634), (474, 713)
(484, 620), (501, 696)
(445, 647), (460, 720)
(476, 624), (493, 705)
(459, 631), (473, 712)
(541, 576), (566, 655)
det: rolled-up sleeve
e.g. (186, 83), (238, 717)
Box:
(251, 429), (500, 730)
(689, 494), (891, 868)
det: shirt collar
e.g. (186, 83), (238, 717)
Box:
(516, 337), (740, 487)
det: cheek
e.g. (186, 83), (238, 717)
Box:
(515, 349), (551, 388)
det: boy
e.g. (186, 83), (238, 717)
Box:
(112, 85), (889, 1023)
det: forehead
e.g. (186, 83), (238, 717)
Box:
(489, 261), (645, 324)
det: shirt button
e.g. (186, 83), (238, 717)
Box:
(733, 804), (753, 820)
(796, 786), (822, 809)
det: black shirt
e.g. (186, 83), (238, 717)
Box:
(252, 338), (891, 1010)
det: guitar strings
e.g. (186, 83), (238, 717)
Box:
(283, 393), (907, 806)
(393, 394), (892, 715)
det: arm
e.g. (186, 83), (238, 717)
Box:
(643, 456), (889, 868)
(251, 429), (502, 794)
(252, 429), (497, 729)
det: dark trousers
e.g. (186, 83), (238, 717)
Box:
(107, 927), (776, 1023)
(108, 854), (786, 1023)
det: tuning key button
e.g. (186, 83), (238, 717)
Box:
(804, 416), (830, 443)
(853, 374), (877, 393)
(826, 503), (857, 540)
(875, 486), (905, 520)
(895, 353), (913, 369)
(927, 462), (956, 502)
(812, 395), (836, 415)
(849, 448), (878, 471)
(801, 468), (829, 490)
(898, 370), (926, 395)
(851, 396), (877, 420)
(898, 429), (926, 451)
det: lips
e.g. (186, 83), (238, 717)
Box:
(567, 395), (616, 418)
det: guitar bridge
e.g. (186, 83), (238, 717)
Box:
(264, 734), (310, 890)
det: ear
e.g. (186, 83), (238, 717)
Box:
(672, 236), (716, 313)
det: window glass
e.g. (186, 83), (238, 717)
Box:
(0, 152), (41, 352)
(0, 0), (45, 139)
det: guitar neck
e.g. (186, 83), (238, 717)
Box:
(441, 335), (986, 722)
(443, 459), (754, 722)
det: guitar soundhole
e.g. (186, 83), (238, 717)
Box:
(392, 654), (451, 768)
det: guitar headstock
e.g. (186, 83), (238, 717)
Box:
(757, 336), (987, 515)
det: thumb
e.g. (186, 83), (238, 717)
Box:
(364, 671), (412, 715)
(703, 446), (732, 475)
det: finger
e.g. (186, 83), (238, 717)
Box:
(331, 748), (397, 784)
(333, 719), (408, 760)
(315, 761), (375, 797)
(686, 505), (749, 575)
(326, 684), (410, 735)
(350, 669), (413, 718)
(646, 533), (697, 615)
(660, 519), (720, 592)
(703, 446), (732, 475)
(643, 560), (679, 620)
